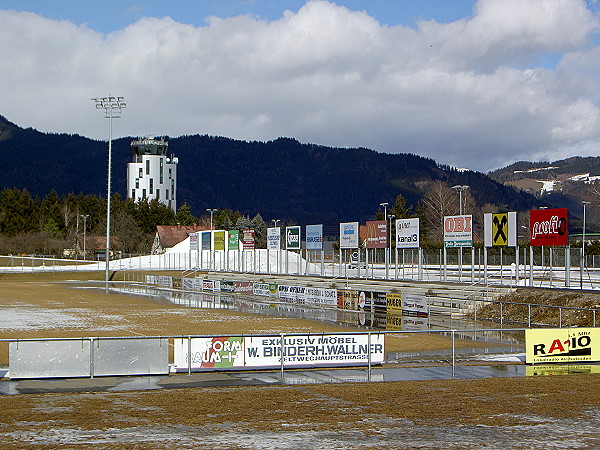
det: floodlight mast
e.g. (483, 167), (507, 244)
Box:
(91, 95), (126, 284)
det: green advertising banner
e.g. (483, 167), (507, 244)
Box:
(214, 231), (226, 251)
(228, 230), (239, 250)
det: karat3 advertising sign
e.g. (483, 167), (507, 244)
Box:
(286, 226), (301, 249)
(396, 218), (419, 249)
(529, 208), (568, 246)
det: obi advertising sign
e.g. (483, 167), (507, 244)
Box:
(267, 227), (280, 250)
(228, 230), (239, 250)
(529, 208), (568, 246)
(305, 224), (323, 250)
(526, 328), (599, 364)
(484, 212), (517, 247)
(286, 226), (301, 249)
(242, 229), (255, 250)
(365, 220), (387, 248)
(443, 215), (473, 248)
(396, 218), (420, 249)
(172, 333), (385, 372)
(340, 222), (359, 249)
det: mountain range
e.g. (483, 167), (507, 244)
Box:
(0, 115), (550, 227)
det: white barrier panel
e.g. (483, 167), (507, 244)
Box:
(173, 333), (384, 372)
(10, 338), (169, 379)
(10, 339), (90, 379)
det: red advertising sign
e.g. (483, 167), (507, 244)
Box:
(365, 220), (387, 248)
(529, 208), (568, 246)
(242, 229), (255, 250)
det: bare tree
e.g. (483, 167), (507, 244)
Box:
(419, 181), (456, 242)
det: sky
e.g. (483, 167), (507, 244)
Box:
(1, 0), (600, 172)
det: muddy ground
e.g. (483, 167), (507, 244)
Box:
(0, 272), (599, 448)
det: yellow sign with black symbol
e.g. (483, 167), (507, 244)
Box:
(491, 213), (509, 246)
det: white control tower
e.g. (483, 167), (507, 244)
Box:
(127, 137), (178, 211)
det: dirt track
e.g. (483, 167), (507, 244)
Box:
(0, 272), (599, 448)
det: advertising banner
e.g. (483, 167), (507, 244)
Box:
(529, 208), (569, 247)
(234, 281), (253, 294)
(228, 230), (239, 250)
(278, 285), (306, 303)
(525, 328), (599, 364)
(365, 220), (387, 248)
(305, 224), (323, 250)
(402, 293), (429, 318)
(386, 292), (403, 314)
(340, 222), (359, 249)
(267, 227), (281, 250)
(242, 229), (255, 250)
(338, 289), (359, 310)
(189, 232), (199, 251)
(396, 218), (420, 249)
(286, 226), (301, 250)
(213, 231), (226, 251)
(443, 215), (473, 248)
(484, 212), (517, 247)
(305, 287), (337, 306)
(201, 231), (212, 250)
(173, 333), (385, 371)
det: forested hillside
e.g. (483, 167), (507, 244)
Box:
(0, 115), (540, 227)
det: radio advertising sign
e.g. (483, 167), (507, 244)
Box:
(529, 208), (568, 247)
(213, 231), (226, 251)
(228, 230), (239, 250)
(173, 333), (385, 371)
(396, 218), (420, 249)
(305, 224), (323, 250)
(365, 220), (387, 248)
(526, 328), (599, 364)
(201, 231), (212, 250)
(340, 222), (359, 249)
(443, 215), (473, 248)
(286, 226), (301, 250)
(484, 212), (517, 247)
(242, 229), (255, 250)
(267, 227), (281, 250)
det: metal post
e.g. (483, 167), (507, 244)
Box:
(188, 336), (192, 375)
(280, 333), (285, 377)
(367, 332), (372, 381)
(89, 337), (95, 379)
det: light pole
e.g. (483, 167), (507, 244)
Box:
(92, 95), (126, 284)
(452, 185), (470, 215)
(206, 208), (217, 230)
(389, 214), (396, 275)
(380, 202), (389, 276)
(452, 185), (470, 280)
(272, 219), (281, 228)
(581, 201), (591, 289)
(80, 214), (90, 260)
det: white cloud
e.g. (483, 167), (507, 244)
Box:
(0, 0), (599, 172)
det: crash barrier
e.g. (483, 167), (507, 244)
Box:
(128, 273), (600, 329)
(3, 329), (524, 380)
(0, 247), (598, 289)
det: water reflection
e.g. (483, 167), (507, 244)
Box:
(108, 283), (524, 348)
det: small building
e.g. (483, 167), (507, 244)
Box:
(127, 137), (178, 211)
(151, 225), (208, 254)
